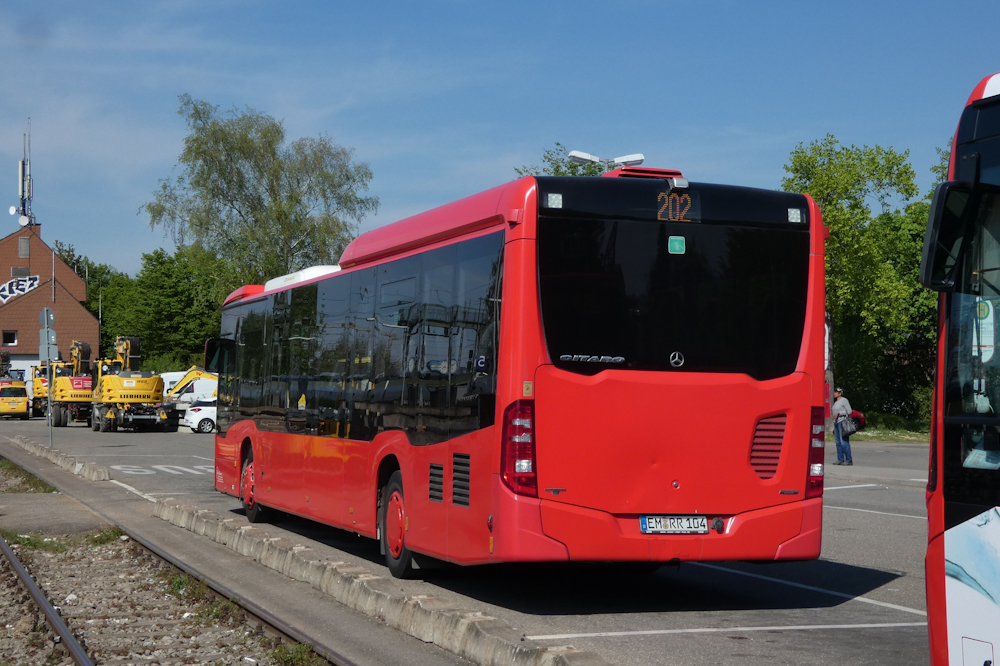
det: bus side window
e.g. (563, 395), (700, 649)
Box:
(418, 245), (456, 444)
(287, 284), (319, 435)
(374, 255), (420, 439)
(451, 233), (503, 435)
(239, 298), (270, 420)
(317, 277), (351, 437)
(348, 269), (376, 440)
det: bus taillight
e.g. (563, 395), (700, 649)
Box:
(806, 406), (825, 499)
(502, 400), (537, 497)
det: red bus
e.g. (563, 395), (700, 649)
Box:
(207, 165), (828, 578)
(921, 73), (1000, 665)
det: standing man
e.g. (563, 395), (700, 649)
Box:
(832, 387), (853, 466)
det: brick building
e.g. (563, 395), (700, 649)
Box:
(0, 224), (99, 378)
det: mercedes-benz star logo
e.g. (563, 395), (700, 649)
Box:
(669, 351), (685, 368)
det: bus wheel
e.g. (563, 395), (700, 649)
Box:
(380, 471), (414, 578)
(241, 450), (266, 523)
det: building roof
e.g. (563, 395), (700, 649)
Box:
(0, 224), (98, 360)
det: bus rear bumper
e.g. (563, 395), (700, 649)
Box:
(532, 497), (823, 562)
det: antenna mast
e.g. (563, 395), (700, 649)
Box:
(10, 119), (34, 227)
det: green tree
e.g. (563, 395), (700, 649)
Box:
(131, 247), (222, 370)
(97, 272), (140, 359)
(144, 95), (378, 296)
(782, 134), (937, 422)
(929, 138), (952, 197)
(514, 142), (614, 177)
(52, 240), (131, 354)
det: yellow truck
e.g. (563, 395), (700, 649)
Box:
(91, 336), (164, 432)
(50, 341), (96, 428)
(0, 351), (29, 420)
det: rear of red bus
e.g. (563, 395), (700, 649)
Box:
(488, 169), (826, 564)
(921, 73), (1000, 666)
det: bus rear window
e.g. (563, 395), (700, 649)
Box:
(537, 180), (810, 380)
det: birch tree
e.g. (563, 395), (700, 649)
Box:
(144, 95), (378, 294)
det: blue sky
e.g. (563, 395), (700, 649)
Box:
(0, 1), (995, 275)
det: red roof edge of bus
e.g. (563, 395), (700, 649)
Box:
(338, 180), (521, 268)
(601, 166), (685, 179)
(967, 72), (1000, 105)
(223, 284), (265, 306)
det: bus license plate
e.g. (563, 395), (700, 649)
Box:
(640, 515), (708, 534)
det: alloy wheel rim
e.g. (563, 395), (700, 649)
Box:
(241, 461), (255, 509)
(385, 491), (405, 558)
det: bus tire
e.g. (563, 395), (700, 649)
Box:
(241, 449), (267, 523)
(380, 471), (414, 579)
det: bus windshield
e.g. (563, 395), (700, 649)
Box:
(0, 387), (26, 397)
(536, 178), (811, 380)
(936, 96), (1000, 498)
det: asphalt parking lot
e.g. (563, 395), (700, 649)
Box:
(0, 419), (931, 665)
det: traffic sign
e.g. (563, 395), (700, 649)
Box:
(38, 328), (58, 362)
(39, 307), (54, 328)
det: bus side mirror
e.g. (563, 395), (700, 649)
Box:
(204, 339), (236, 374)
(920, 181), (974, 292)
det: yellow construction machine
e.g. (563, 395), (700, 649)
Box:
(155, 366), (218, 431)
(91, 336), (164, 432)
(30, 363), (60, 417)
(50, 341), (95, 427)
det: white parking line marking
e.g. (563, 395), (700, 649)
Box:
(824, 484), (880, 491)
(908, 479), (926, 482)
(192, 456), (214, 461)
(527, 622), (927, 641)
(78, 454), (207, 458)
(150, 465), (205, 475)
(691, 563), (927, 616)
(825, 506), (924, 520)
(109, 480), (157, 503)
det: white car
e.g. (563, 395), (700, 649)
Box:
(182, 400), (217, 433)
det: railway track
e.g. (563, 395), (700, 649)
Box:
(1, 525), (353, 666)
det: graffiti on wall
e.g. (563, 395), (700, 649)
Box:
(0, 276), (40, 304)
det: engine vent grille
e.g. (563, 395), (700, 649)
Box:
(452, 453), (470, 507)
(750, 415), (786, 479)
(429, 464), (444, 503)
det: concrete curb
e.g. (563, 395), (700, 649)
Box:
(153, 498), (611, 666)
(5, 434), (614, 666)
(10, 435), (111, 482)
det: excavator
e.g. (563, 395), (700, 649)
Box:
(155, 366), (218, 430)
(0, 351), (29, 420)
(50, 341), (95, 427)
(91, 336), (164, 432)
(29, 364), (56, 416)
